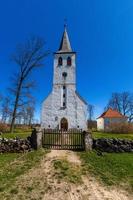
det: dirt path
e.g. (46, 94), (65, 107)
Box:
(8, 150), (132, 200)
(42, 150), (132, 200)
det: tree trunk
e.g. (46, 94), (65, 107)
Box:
(10, 80), (22, 133)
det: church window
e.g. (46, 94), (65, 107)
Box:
(63, 102), (66, 107)
(58, 57), (62, 65)
(62, 72), (67, 79)
(62, 85), (67, 108)
(67, 56), (71, 66)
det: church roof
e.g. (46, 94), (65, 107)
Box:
(57, 26), (73, 53)
(97, 108), (128, 119)
(76, 91), (88, 105)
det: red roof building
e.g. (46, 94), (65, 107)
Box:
(97, 108), (127, 119)
(97, 108), (128, 131)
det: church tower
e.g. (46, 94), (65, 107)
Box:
(53, 25), (76, 109)
(41, 26), (87, 130)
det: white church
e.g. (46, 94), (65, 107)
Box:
(41, 26), (88, 130)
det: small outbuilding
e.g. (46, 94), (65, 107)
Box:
(97, 108), (128, 131)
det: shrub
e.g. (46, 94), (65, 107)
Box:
(14, 125), (32, 132)
(87, 120), (97, 130)
(0, 123), (9, 133)
(106, 122), (133, 134)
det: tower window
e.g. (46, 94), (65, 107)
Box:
(58, 57), (62, 65)
(63, 86), (66, 90)
(62, 72), (67, 78)
(63, 102), (66, 107)
(67, 57), (71, 66)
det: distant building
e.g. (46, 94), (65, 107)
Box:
(97, 108), (128, 131)
(41, 26), (88, 130)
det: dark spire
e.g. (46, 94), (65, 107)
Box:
(58, 25), (72, 52)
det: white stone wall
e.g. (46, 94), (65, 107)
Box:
(41, 51), (87, 130)
(41, 86), (87, 130)
(53, 53), (76, 86)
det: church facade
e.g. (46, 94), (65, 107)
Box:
(41, 26), (88, 130)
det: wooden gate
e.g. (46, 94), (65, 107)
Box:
(42, 129), (85, 150)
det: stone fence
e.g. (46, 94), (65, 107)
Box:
(0, 137), (31, 153)
(93, 138), (133, 153)
(30, 128), (133, 152)
(84, 131), (93, 151)
(30, 128), (43, 150)
(0, 128), (132, 153)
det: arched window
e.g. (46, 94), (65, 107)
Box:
(67, 57), (71, 66)
(58, 57), (62, 65)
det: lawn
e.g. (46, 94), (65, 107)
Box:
(0, 149), (48, 198)
(3, 132), (31, 139)
(0, 130), (32, 139)
(92, 131), (133, 140)
(79, 151), (133, 192)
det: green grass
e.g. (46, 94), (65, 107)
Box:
(53, 159), (82, 184)
(79, 151), (133, 191)
(1, 131), (31, 139)
(92, 131), (133, 140)
(0, 149), (48, 194)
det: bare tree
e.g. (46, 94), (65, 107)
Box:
(87, 104), (94, 121)
(9, 36), (49, 132)
(107, 93), (121, 113)
(0, 94), (3, 119)
(16, 96), (35, 126)
(1, 96), (11, 123)
(107, 92), (133, 122)
(26, 102), (35, 126)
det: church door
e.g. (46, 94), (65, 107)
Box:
(60, 118), (68, 131)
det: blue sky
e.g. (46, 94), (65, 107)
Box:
(0, 0), (133, 121)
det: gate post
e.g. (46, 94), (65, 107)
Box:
(84, 130), (93, 151)
(31, 128), (43, 150)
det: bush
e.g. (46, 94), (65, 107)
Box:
(87, 120), (97, 130)
(106, 122), (133, 134)
(14, 125), (32, 132)
(0, 123), (9, 133)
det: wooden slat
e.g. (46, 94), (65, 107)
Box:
(42, 129), (85, 150)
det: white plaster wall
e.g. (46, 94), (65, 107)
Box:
(53, 54), (76, 86)
(41, 86), (87, 130)
(41, 52), (87, 130)
(76, 94), (88, 130)
(97, 118), (104, 131)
